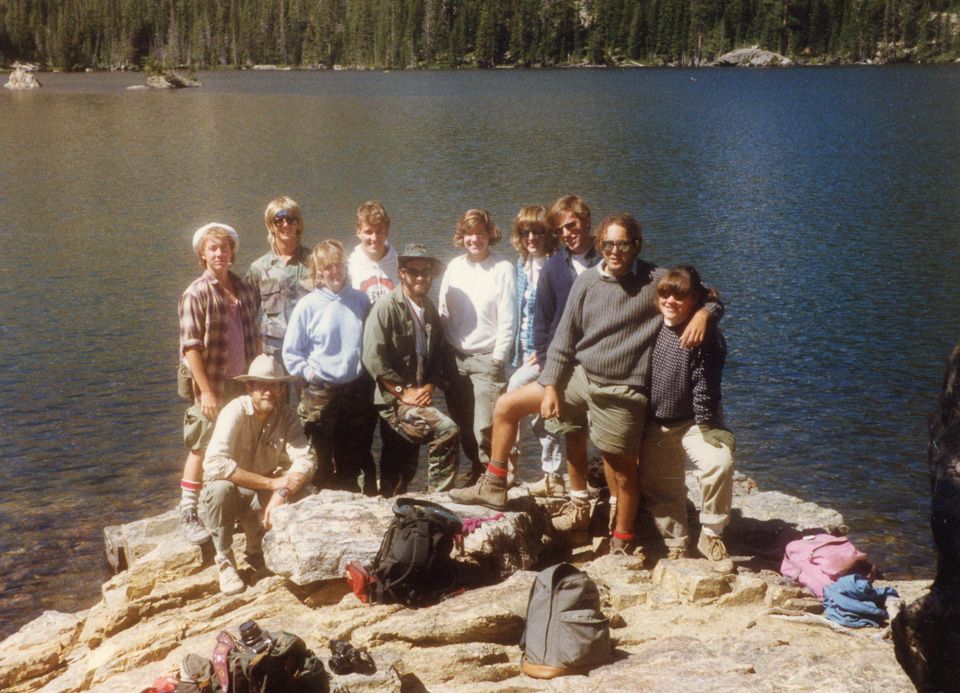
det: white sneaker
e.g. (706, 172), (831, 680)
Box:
(216, 556), (245, 595)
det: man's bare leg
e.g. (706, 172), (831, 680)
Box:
(450, 382), (543, 509)
(605, 452), (639, 552)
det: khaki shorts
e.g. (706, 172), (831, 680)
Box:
(183, 379), (246, 451)
(555, 364), (648, 456)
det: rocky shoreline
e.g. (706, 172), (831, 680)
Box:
(0, 473), (923, 691)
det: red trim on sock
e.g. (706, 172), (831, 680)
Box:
(612, 530), (634, 541)
(180, 479), (202, 491)
(486, 463), (508, 479)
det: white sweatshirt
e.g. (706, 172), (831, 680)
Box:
(438, 252), (517, 363)
(348, 243), (399, 304)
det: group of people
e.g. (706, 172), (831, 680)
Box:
(175, 194), (737, 596)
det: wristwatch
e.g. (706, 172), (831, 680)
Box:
(393, 384), (403, 394)
(277, 487), (290, 500)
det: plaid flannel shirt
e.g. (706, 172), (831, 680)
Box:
(178, 270), (260, 397)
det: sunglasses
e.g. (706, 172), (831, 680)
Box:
(657, 287), (692, 299)
(402, 267), (432, 279)
(521, 228), (546, 238)
(601, 240), (634, 253)
(274, 214), (298, 225)
(555, 220), (579, 234)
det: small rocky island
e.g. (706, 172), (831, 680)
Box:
(0, 472), (923, 691)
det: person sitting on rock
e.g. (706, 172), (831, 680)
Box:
(282, 240), (377, 494)
(438, 209), (517, 487)
(362, 244), (460, 495)
(638, 266), (735, 573)
(200, 354), (318, 595)
(177, 223), (260, 545)
(451, 214), (722, 557)
(246, 196), (312, 362)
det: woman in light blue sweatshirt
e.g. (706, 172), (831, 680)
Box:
(283, 239), (376, 494)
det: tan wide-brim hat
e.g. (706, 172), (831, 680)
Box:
(234, 354), (298, 383)
(397, 243), (444, 278)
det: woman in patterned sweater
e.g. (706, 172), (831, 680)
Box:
(638, 266), (736, 573)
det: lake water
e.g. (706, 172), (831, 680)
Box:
(2, 66), (959, 638)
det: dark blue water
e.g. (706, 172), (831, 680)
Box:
(1, 66), (958, 637)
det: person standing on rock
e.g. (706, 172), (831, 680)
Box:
(452, 214), (722, 557)
(504, 205), (564, 492)
(246, 196), (312, 363)
(201, 354), (318, 595)
(638, 266), (735, 573)
(282, 240), (377, 494)
(438, 209), (517, 487)
(177, 223), (260, 545)
(362, 244), (460, 495)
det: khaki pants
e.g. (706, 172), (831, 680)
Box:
(445, 352), (506, 471)
(638, 420), (735, 548)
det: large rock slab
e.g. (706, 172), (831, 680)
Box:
(0, 610), (84, 689)
(264, 490), (549, 585)
(714, 47), (794, 66)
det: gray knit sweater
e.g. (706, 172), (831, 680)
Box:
(539, 259), (722, 390)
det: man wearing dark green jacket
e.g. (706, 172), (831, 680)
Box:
(361, 244), (460, 495)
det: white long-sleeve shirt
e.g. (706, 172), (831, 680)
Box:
(438, 252), (517, 363)
(348, 243), (398, 304)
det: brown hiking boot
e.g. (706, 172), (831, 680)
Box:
(550, 498), (591, 533)
(697, 533), (735, 573)
(448, 473), (507, 511)
(526, 473), (566, 499)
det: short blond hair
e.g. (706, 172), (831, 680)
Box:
(453, 208), (501, 248)
(196, 227), (236, 269)
(357, 200), (390, 229)
(309, 239), (347, 287)
(547, 194), (590, 232)
(263, 195), (303, 250)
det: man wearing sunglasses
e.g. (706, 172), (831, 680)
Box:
(246, 196), (312, 361)
(362, 244), (460, 495)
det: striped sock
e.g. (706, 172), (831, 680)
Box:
(180, 479), (202, 510)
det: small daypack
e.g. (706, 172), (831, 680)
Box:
(520, 563), (611, 679)
(780, 533), (875, 599)
(361, 497), (462, 606)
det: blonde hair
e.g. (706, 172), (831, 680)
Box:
(263, 195), (303, 250)
(510, 205), (558, 261)
(196, 227), (236, 269)
(453, 208), (501, 248)
(547, 194), (590, 232)
(357, 200), (391, 229)
(309, 239), (347, 287)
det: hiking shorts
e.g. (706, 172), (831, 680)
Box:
(183, 380), (245, 451)
(555, 364), (648, 456)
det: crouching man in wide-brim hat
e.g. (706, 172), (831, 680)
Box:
(200, 354), (318, 595)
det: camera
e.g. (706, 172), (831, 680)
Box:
(238, 620), (273, 654)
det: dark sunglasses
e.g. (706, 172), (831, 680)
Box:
(274, 214), (298, 225)
(554, 220), (579, 234)
(402, 267), (432, 279)
(601, 240), (633, 253)
(521, 228), (546, 238)
(657, 287), (692, 299)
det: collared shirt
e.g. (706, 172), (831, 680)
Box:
(202, 395), (318, 482)
(246, 245), (313, 354)
(179, 271), (260, 397)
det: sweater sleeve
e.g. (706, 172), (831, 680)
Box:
(692, 328), (727, 425)
(533, 264), (557, 365)
(281, 298), (312, 381)
(493, 260), (518, 363)
(538, 275), (586, 387)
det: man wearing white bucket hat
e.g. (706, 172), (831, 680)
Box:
(200, 354), (317, 595)
(177, 223), (260, 546)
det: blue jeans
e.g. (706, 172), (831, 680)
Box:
(507, 357), (563, 475)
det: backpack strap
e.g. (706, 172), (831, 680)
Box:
(211, 631), (236, 693)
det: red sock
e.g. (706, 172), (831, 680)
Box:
(612, 530), (634, 541)
(486, 461), (508, 479)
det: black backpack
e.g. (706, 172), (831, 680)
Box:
(520, 563), (611, 679)
(366, 497), (463, 606)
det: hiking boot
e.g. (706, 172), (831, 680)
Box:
(179, 506), (210, 545)
(526, 473), (566, 499)
(551, 498), (591, 533)
(506, 458), (518, 488)
(610, 536), (635, 556)
(448, 473), (507, 511)
(216, 556), (245, 595)
(697, 533), (735, 574)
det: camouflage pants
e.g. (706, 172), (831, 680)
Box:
(380, 403), (460, 495)
(299, 378), (377, 495)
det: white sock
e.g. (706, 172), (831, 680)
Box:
(570, 489), (590, 503)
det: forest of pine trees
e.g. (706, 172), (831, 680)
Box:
(1, 0), (958, 71)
